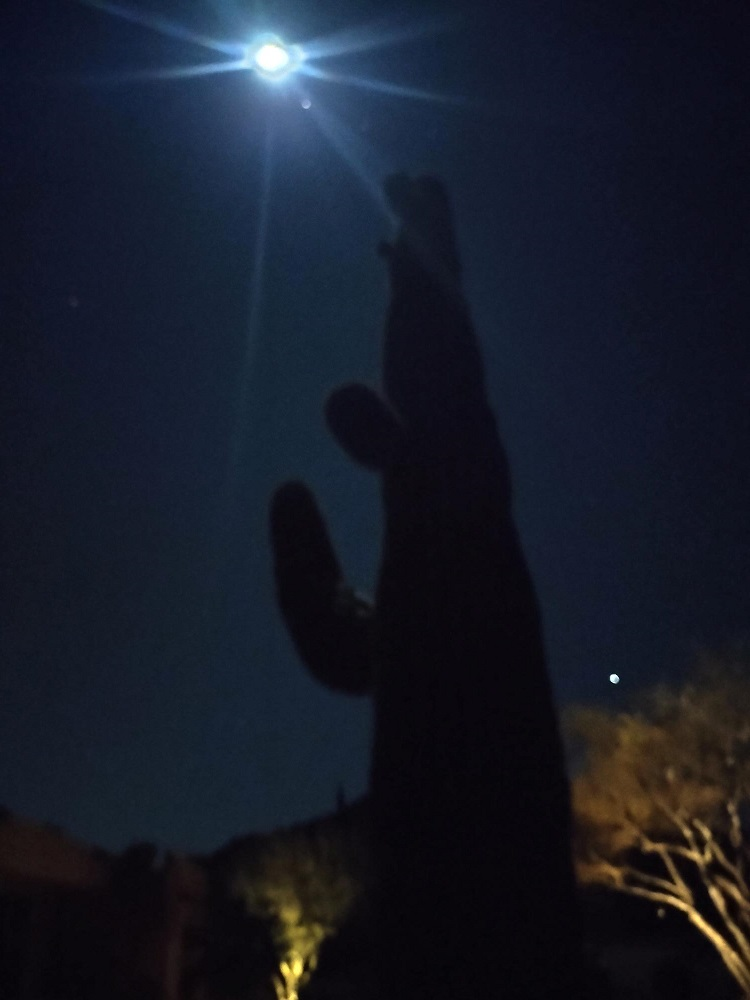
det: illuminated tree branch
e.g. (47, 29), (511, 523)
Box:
(695, 817), (750, 897)
(569, 649), (750, 997)
(590, 856), (750, 994)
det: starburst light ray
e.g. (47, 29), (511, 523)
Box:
(79, 59), (248, 85)
(74, 2), (461, 109)
(301, 14), (454, 62)
(299, 64), (466, 105)
(304, 98), (395, 220)
(226, 120), (275, 494)
(77, 0), (244, 56)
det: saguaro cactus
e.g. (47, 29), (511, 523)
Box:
(270, 175), (581, 999)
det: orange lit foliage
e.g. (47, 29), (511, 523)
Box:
(570, 650), (750, 995)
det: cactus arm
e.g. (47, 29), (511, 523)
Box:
(269, 481), (373, 695)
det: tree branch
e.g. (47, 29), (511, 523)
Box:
(728, 798), (744, 851)
(715, 876), (750, 920)
(669, 819), (750, 970)
(703, 877), (750, 970)
(620, 865), (688, 900)
(653, 844), (692, 904)
(606, 878), (750, 995)
(693, 817), (750, 899)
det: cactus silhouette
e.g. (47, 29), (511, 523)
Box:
(270, 175), (580, 999)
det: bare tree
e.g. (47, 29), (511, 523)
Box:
(570, 649), (750, 994)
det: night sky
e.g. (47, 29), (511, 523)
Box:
(2, 0), (748, 854)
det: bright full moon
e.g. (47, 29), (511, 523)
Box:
(246, 35), (303, 82)
(609, 673), (620, 685)
(256, 43), (289, 74)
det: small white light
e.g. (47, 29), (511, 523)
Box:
(609, 673), (620, 685)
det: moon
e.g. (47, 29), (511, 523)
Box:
(246, 34), (304, 82)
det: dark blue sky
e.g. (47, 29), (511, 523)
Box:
(2, 0), (748, 854)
